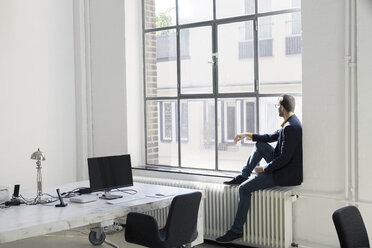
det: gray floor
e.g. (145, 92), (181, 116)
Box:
(0, 226), (221, 248)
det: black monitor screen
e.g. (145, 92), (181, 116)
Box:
(88, 154), (133, 192)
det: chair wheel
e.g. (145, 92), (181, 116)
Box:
(89, 230), (106, 245)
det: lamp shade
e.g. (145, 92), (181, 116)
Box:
(31, 148), (46, 161)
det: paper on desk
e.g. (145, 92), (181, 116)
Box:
(146, 193), (175, 198)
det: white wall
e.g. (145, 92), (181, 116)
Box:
(294, 1), (346, 246)
(357, 0), (372, 204)
(89, 0), (128, 157)
(294, 1), (372, 247)
(0, 0), (76, 190)
(85, 0), (144, 166)
(124, 0), (145, 167)
(356, 0), (372, 237)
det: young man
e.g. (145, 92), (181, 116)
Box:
(216, 94), (303, 243)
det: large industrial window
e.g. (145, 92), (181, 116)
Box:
(143, 0), (302, 172)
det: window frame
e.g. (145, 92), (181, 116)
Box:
(142, 0), (302, 172)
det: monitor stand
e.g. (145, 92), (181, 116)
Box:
(100, 190), (123, 200)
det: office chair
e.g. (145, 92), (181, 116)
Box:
(332, 205), (370, 248)
(125, 191), (202, 248)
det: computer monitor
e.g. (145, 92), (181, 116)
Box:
(88, 154), (133, 200)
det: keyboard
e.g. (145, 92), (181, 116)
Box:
(105, 195), (146, 205)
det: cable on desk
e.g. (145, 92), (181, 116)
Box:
(42, 193), (58, 199)
(61, 187), (90, 198)
(39, 199), (59, 206)
(19, 195), (34, 205)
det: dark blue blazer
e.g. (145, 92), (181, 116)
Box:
(252, 114), (303, 186)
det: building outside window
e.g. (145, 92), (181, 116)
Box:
(285, 0), (302, 55)
(143, 0), (302, 172)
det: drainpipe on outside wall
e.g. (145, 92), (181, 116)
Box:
(344, 0), (358, 205)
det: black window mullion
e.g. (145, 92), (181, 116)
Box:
(254, 0), (260, 133)
(142, 0), (148, 165)
(212, 0), (219, 171)
(176, 0), (182, 168)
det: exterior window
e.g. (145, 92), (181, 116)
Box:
(157, 31), (190, 62)
(238, 21), (254, 59)
(203, 101), (215, 146)
(160, 101), (175, 142)
(242, 100), (256, 144)
(258, 17), (273, 57)
(219, 100), (256, 145)
(179, 102), (189, 142)
(285, 0), (302, 55)
(222, 101), (238, 143)
(239, 0), (273, 59)
(160, 101), (189, 142)
(143, 0), (302, 171)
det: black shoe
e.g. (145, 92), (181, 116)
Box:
(223, 175), (247, 185)
(216, 230), (243, 243)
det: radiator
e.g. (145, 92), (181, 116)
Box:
(134, 176), (293, 248)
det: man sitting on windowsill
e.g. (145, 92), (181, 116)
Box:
(216, 94), (303, 243)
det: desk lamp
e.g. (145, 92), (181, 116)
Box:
(31, 148), (47, 204)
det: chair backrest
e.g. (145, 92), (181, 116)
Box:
(164, 191), (202, 247)
(332, 206), (370, 248)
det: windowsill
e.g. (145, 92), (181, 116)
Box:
(132, 165), (238, 179)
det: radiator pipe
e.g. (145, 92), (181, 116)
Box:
(344, 0), (358, 204)
(349, 0), (358, 205)
(343, 0), (358, 204)
(344, 0), (351, 202)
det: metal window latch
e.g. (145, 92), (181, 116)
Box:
(208, 53), (218, 64)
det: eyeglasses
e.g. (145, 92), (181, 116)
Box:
(275, 103), (281, 108)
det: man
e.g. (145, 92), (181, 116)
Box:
(216, 94), (303, 243)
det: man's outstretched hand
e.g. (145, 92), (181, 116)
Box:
(234, 134), (246, 143)
(234, 133), (252, 143)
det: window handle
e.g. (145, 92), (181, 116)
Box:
(208, 53), (218, 64)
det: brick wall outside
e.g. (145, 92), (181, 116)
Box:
(144, 0), (159, 164)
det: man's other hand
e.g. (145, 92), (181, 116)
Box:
(234, 134), (246, 143)
(254, 166), (265, 173)
(234, 133), (252, 143)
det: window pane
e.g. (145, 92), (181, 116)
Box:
(180, 102), (189, 141)
(181, 26), (213, 94)
(216, 0), (255, 19)
(178, 0), (213, 24)
(258, 14), (302, 94)
(294, 96), (302, 122)
(258, 0), (301, 13)
(145, 30), (177, 97)
(218, 21), (254, 93)
(181, 99), (215, 169)
(218, 98), (256, 172)
(144, 0), (176, 29)
(146, 100), (178, 166)
(259, 97), (282, 134)
(259, 96), (302, 134)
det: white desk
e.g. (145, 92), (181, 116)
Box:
(0, 181), (204, 246)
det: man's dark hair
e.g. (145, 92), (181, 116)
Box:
(279, 94), (295, 112)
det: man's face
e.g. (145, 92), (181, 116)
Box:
(277, 102), (284, 117)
